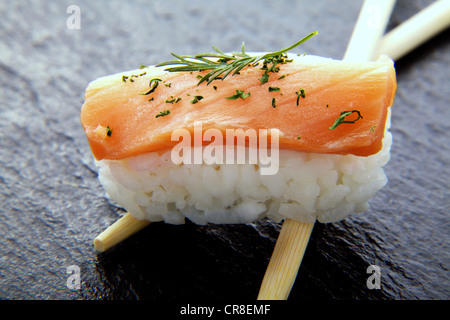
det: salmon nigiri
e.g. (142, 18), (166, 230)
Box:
(81, 33), (396, 225)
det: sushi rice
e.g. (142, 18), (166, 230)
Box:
(95, 111), (392, 225)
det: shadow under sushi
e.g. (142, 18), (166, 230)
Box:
(94, 219), (274, 300)
(92, 217), (390, 300)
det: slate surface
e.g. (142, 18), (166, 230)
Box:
(0, 0), (448, 303)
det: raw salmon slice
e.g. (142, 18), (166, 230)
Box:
(81, 54), (396, 161)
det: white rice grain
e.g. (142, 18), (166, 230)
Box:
(96, 123), (392, 224)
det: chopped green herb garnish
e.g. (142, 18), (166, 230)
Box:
(278, 75), (286, 80)
(139, 65), (148, 69)
(141, 78), (162, 95)
(295, 88), (306, 106)
(269, 86), (280, 92)
(165, 97), (182, 104)
(155, 31), (318, 85)
(106, 126), (113, 137)
(261, 55), (283, 73)
(259, 72), (270, 85)
(271, 97), (276, 108)
(329, 110), (363, 130)
(190, 95), (204, 104)
(326, 104), (329, 108)
(165, 82), (172, 87)
(370, 125), (377, 132)
(213, 85), (217, 90)
(155, 110), (171, 118)
(149, 97), (154, 102)
(123, 72), (147, 83)
(297, 135), (301, 140)
(226, 89), (251, 100)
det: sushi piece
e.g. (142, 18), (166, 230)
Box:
(81, 42), (396, 227)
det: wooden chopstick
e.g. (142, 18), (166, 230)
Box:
(344, 0), (396, 61)
(93, 213), (150, 252)
(257, 220), (314, 300)
(375, 0), (450, 61)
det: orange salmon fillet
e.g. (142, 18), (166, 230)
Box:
(81, 54), (396, 160)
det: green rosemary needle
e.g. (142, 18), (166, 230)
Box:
(156, 31), (318, 85)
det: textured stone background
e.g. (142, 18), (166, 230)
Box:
(0, 0), (448, 302)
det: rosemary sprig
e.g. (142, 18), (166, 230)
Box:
(156, 31), (318, 85)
